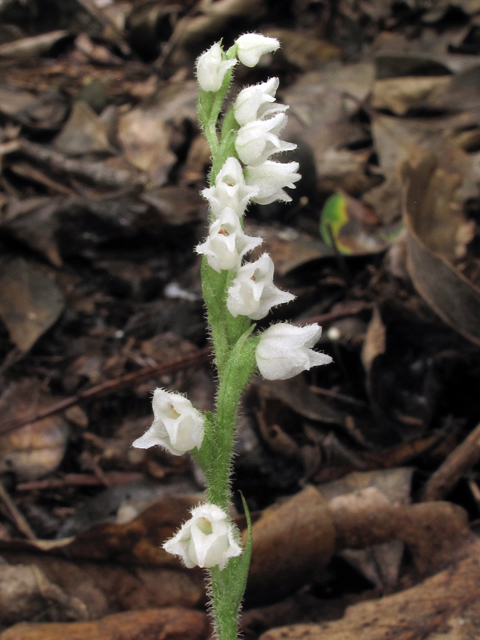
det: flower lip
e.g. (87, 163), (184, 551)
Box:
(201, 157), (258, 218)
(196, 207), (262, 272)
(236, 33), (280, 67)
(245, 160), (301, 205)
(132, 388), (205, 456)
(163, 503), (242, 570)
(255, 323), (333, 380)
(233, 77), (287, 126)
(235, 113), (296, 166)
(227, 253), (295, 320)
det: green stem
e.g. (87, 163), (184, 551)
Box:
(207, 330), (258, 510)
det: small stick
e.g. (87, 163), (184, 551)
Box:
(0, 347), (212, 436)
(422, 422), (480, 502)
(17, 471), (144, 491)
(0, 481), (37, 540)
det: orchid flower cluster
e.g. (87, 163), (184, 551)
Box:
(133, 33), (332, 640)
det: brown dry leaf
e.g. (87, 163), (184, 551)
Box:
(0, 257), (65, 352)
(260, 535), (479, 640)
(0, 379), (69, 481)
(365, 113), (480, 224)
(245, 483), (467, 606)
(141, 185), (205, 225)
(2, 197), (64, 267)
(0, 88), (42, 118)
(402, 155), (480, 346)
(374, 53), (452, 80)
(283, 63), (375, 194)
(361, 307), (386, 373)
(0, 495), (205, 616)
(245, 222), (333, 276)
(170, 0), (267, 63)
(1, 553), (204, 619)
(0, 563), (88, 626)
(118, 82), (197, 187)
(371, 76), (451, 115)
(245, 486), (336, 606)
(253, 377), (345, 427)
(54, 101), (115, 156)
(320, 468), (413, 590)
(0, 87), (67, 130)
(266, 28), (342, 70)
(0, 31), (69, 59)
(0, 608), (208, 640)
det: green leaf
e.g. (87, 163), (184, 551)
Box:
(319, 193), (351, 254)
(198, 89), (213, 129)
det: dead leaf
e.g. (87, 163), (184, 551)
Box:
(118, 82), (197, 186)
(141, 186), (205, 225)
(371, 76), (451, 116)
(0, 31), (69, 60)
(245, 486), (336, 606)
(0, 608), (208, 640)
(320, 468), (414, 590)
(1, 553), (204, 618)
(0, 380), (69, 481)
(402, 155), (480, 346)
(54, 101), (115, 156)
(2, 197), (64, 267)
(266, 28), (342, 70)
(245, 222), (333, 275)
(0, 563), (88, 626)
(283, 63), (376, 194)
(0, 257), (65, 352)
(259, 532), (477, 640)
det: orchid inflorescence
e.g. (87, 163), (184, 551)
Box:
(133, 33), (332, 640)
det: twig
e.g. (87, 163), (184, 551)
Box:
(422, 422), (480, 502)
(0, 480), (37, 540)
(16, 471), (144, 491)
(0, 347), (212, 437)
(309, 385), (368, 408)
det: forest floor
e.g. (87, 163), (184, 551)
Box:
(2, 1), (480, 639)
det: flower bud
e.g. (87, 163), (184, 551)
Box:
(201, 157), (258, 218)
(163, 503), (242, 570)
(236, 33), (280, 68)
(196, 43), (236, 92)
(245, 160), (301, 205)
(235, 113), (296, 166)
(227, 253), (295, 320)
(196, 207), (262, 272)
(256, 323), (332, 380)
(132, 389), (204, 456)
(233, 78), (286, 126)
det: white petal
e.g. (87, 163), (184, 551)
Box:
(256, 323), (332, 380)
(236, 34), (280, 67)
(132, 388), (204, 455)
